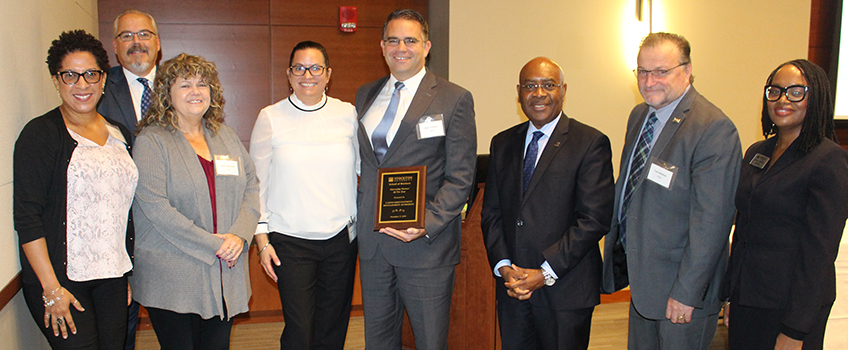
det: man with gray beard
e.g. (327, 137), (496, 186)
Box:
(97, 11), (161, 349)
(98, 9), (161, 141)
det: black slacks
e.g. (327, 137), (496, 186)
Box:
(146, 307), (233, 350)
(727, 301), (832, 350)
(23, 275), (129, 350)
(497, 292), (594, 350)
(270, 228), (357, 350)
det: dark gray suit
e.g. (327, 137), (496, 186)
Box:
(99, 66), (140, 139)
(355, 70), (476, 349)
(601, 87), (741, 349)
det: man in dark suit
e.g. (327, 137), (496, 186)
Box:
(601, 32), (741, 349)
(96, 10), (160, 350)
(355, 9), (477, 350)
(98, 9), (161, 140)
(481, 57), (614, 350)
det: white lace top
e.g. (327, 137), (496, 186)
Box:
(65, 123), (137, 281)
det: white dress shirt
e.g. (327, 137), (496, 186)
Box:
(361, 67), (427, 146)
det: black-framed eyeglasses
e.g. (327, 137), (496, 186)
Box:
(55, 70), (105, 85)
(115, 30), (156, 42)
(518, 83), (563, 92)
(289, 64), (326, 76)
(764, 84), (808, 102)
(633, 62), (689, 79)
(383, 38), (420, 47)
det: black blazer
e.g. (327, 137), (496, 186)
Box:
(723, 137), (848, 335)
(98, 66), (139, 140)
(481, 116), (614, 310)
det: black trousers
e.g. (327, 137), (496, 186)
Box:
(270, 228), (357, 350)
(728, 300), (832, 350)
(23, 275), (129, 350)
(497, 293), (594, 350)
(146, 307), (233, 350)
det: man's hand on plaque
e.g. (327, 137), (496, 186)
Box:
(380, 227), (427, 242)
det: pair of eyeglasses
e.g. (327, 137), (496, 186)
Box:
(290, 65), (326, 76)
(518, 83), (563, 92)
(115, 30), (156, 42)
(56, 70), (105, 85)
(383, 38), (420, 47)
(764, 85), (808, 102)
(633, 62), (689, 79)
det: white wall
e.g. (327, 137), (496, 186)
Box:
(449, 0), (811, 170)
(0, 0), (98, 348)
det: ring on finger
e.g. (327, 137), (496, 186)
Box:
(57, 317), (65, 326)
(677, 315), (684, 320)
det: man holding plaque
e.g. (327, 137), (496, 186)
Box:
(355, 9), (477, 350)
(481, 57), (614, 350)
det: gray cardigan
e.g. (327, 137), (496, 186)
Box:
(130, 123), (260, 320)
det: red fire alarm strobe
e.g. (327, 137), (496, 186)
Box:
(340, 6), (357, 32)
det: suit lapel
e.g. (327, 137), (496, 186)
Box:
(759, 138), (804, 183)
(650, 88), (698, 160)
(357, 76), (390, 165)
(382, 71), (437, 163)
(504, 123), (529, 204)
(522, 117), (570, 202)
(109, 70), (135, 127)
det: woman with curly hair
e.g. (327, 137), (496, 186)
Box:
(14, 29), (137, 349)
(722, 59), (848, 349)
(130, 53), (259, 349)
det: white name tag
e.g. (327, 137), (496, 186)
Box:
(647, 162), (674, 189)
(214, 155), (240, 176)
(417, 114), (446, 139)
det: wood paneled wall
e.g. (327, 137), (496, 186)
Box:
(98, 0), (427, 323)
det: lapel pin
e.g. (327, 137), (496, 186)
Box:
(672, 117), (681, 124)
(554, 142), (561, 147)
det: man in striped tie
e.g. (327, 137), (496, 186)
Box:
(601, 32), (741, 350)
(97, 9), (161, 350)
(99, 9), (161, 141)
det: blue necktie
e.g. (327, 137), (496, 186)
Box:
(372, 82), (404, 163)
(138, 77), (152, 119)
(620, 112), (659, 246)
(523, 131), (544, 193)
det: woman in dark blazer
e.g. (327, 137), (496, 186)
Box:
(723, 59), (848, 349)
(130, 53), (259, 350)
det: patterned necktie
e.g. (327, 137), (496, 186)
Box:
(371, 81), (405, 163)
(523, 131), (545, 193)
(620, 112), (659, 246)
(138, 77), (152, 119)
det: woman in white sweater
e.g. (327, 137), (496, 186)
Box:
(250, 41), (359, 350)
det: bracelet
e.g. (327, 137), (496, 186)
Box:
(257, 242), (270, 256)
(42, 287), (64, 308)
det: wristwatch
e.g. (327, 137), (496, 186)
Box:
(542, 269), (556, 286)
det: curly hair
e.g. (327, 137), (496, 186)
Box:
(46, 29), (110, 75)
(137, 53), (226, 134)
(761, 59), (836, 153)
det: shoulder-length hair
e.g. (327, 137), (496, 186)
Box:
(761, 59), (835, 152)
(137, 53), (226, 134)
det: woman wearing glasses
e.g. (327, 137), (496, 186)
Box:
(250, 41), (358, 349)
(722, 59), (848, 349)
(14, 30), (136, 349)
(131, 53), (259, 350)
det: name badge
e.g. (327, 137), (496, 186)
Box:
(214, 155), (240, 176)
(646, 159), (678, 189)
(417, 114), (445, 139)
(749, 153), (770, 169)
